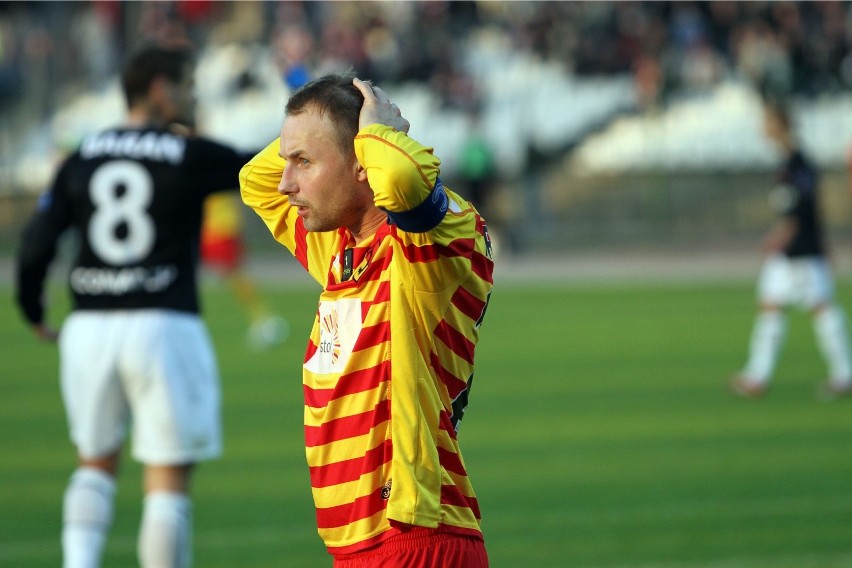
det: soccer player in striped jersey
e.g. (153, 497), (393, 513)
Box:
(240, 75), (494, 566)
(200, 191), (289, 350)
(15, 46), (251, 567)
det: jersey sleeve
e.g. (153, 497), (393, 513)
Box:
(202, 192), (244, 239)
(790, 162), (816, 211)
(191, 138), (255, 196)
(15, 166), (74, 325)
(354, 124), (447, 233)
(239, 138), (334, 284)
(355, 123), (490, 291)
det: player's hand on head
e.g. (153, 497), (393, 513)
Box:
(353, 78), (410, 134)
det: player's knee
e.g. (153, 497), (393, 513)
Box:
(78, 448), (122, 476)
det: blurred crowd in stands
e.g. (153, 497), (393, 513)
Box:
(0, 1), (850, 255)
(2, 1), (850, 116)
(0, 1), (850, 204)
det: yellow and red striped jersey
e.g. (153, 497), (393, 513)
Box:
(202, 191), (244, 242)
(240, 124), (494, 553)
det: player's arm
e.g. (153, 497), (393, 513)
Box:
(764, 163), (812, 254)
(351, 79), (487, 245)
(354, 122), (447, 233)
(764, 184), (799, 254)
(239, 138), (333, 283)
(239, 138), (298, 250)
(761, 216), (797, 254)
(192, 138), (257, 195)
(352, 78), (449, 234)
(15, 178), (72, 342)
(354, 83), (493, 298)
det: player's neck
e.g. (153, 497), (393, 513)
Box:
(126, 105), (168, 129)
(349, 208), (387, 245)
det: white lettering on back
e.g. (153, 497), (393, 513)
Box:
(80, 132), (186, 164)
(70, 265), (178, 296)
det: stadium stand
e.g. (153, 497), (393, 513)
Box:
(1, 1), (850, 252)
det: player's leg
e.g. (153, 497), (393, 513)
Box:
(812, 304), (852, 395)
(732, 256), (789, 396)
(138, 465), (195, 568)
(202, 233), (288, 349)
(224, 263), (289, 350)
(62, 453), (121, 568)
(123, 311), (222, 568)
(805, 258), (852, 397)
(59, 313), (129, 568)
(735, 307), (786, 394)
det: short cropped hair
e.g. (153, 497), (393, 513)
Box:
(121, 45), (193, 107)
(285, 73), (365, 156)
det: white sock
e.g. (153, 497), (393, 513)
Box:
(138, 491), (193, 568)
(62, 467), (116, 568)
(813, 305), (852, 385)
(743, 310), (786, 384)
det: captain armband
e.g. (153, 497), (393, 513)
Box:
(384, 178), (449, 233)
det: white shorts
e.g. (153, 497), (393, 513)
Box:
(757, 254), (835, 309)
(59, 310), (222, 465)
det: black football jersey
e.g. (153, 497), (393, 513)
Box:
(16, 127), (250, 324)
(769, 149), (825, 258)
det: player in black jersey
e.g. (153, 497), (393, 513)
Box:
(730, 100), (852, 401)
(15, 45), (251, 567)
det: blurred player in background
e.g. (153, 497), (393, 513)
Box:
(201, 190), (288, 350)
(240, 74), (494, 566)
(730, 100), (852, 400)
(15, 45), (251, 567)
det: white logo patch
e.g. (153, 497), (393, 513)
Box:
(305, 299), (362, 375)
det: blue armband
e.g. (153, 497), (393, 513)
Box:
(384, 178), (449, 233)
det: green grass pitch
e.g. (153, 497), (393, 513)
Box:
(3, 277), (852, 567)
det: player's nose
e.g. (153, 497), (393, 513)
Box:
(278, 166), (296, 195)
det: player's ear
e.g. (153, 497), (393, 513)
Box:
(353, 159), (368, 183)
(148, 75), (169, 105)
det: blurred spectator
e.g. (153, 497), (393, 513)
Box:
(272, 23), (313, 90)
(734, 17), (793, 99)
(2, 0), (851, 200)
(634, 53), (664, 110)
(0, 13), (21, 109)
(457, 107), (496, 212)
(71, 2), (120, 90)
(4, 1), (850, 109)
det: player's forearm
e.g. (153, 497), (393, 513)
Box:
(15, 220), (58, 327)
(355, 124), (441, 214)
(239, 138), (302, 251)
(239, 138), (287, 212)
(15, 264), (47, 327)
(761, 218), (797, 254)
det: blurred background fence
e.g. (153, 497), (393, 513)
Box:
(1, 0), (851, 258)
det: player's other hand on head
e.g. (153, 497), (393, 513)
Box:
(353, 78), (410, 134)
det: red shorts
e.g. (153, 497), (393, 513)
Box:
(200, 234), (244, 272)
(332, 527), (488, 568)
